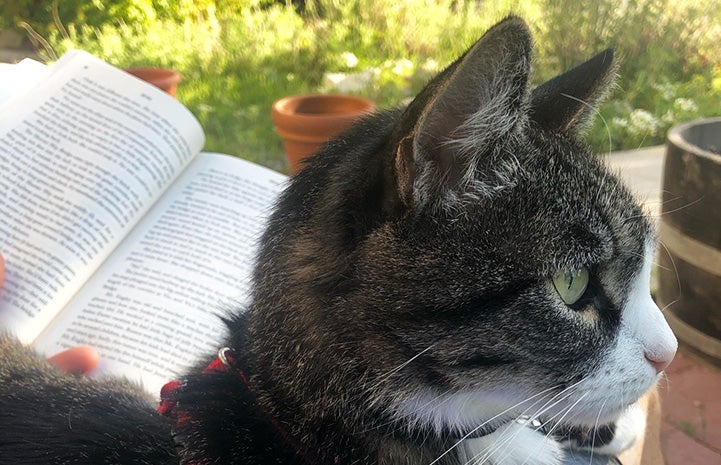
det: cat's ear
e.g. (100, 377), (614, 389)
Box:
(529, 49), (617, 135)
(394, 17), (533, 209)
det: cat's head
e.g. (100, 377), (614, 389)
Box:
(252, 17), (677, 438)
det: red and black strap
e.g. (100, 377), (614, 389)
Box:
(158, 347), (317, 465)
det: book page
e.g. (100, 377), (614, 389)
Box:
(34, 153), (286, 393)
(0, 58), (50, 106)
(0, 51), (205, 342)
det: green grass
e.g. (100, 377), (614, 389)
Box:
(25, 0), (721, 173)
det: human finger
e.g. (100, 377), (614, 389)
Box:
(48, 346), (100, 374)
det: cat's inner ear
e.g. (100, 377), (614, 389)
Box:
(394, 17), (533, 208)
(529, 49), (617, 135)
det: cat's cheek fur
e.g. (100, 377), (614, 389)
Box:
(575, 241), (677, 424)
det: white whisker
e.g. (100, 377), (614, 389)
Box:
(560, 93), (612, 155)
(656, 239), (682, 309)
(511, 393), (590, 465)
(539, 391), (589, 438)
(662, 196), (705, 215)
(361, 343), (437, 403)
(428, 384), (564, 465)
(356, 386), (458, 434)
(589, 399), (607, 465)
(456, 379), (590, 465)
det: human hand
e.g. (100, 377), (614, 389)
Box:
(0, 253), (100, 374)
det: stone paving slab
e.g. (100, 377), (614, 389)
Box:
(660, 349), (721, 463)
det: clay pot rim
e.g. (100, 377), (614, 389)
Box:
(124, 67), (182, 88)
(271, 94), (375, 124)
(668, 117), (721, 163)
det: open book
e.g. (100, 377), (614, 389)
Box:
(0, 51), (287, 393)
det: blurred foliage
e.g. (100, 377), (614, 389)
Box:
(1, 0), (720, 170)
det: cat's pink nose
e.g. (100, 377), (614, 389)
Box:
(645, 350), (675, 374)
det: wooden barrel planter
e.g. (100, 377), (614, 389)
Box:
(656, 117), (721, 361)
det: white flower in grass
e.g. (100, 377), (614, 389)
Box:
(341, 52), (358, 68)
(628, 109), (660, 135)
(673, 97), (698, 113)
(197, 103), (214, 113)
(322, 69), (377, 93)
(611, 117), (629, 129)
(662, 110), (675, 125)
(392, 59), (414, 76)
(652, 82), (676, 101)
(422, 59), (440, 72)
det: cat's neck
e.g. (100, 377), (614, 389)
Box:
(233, 312), (457, 465)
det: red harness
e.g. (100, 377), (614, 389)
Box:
(157, 347), (239, 420)
(157, 347), (315, 465)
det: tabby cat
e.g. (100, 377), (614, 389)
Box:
(0, 16), (677, 465)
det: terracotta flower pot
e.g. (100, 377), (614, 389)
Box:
(124, 67), (182, 97)
(271, 94), (375, 173)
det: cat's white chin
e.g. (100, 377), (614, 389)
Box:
(584, 403), (645, 456)
(458, 422), (564, 465)
(455, 404), (646, 465)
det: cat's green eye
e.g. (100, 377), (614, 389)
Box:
(552, 267), (589, 306)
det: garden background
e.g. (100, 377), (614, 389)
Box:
(1, 0), (720, 173)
